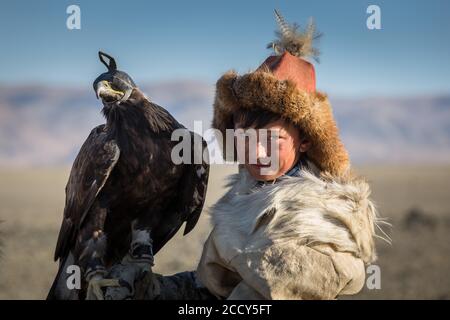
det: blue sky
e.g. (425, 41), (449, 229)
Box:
(0, 0), (449, 96)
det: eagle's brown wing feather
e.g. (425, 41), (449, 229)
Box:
(54, 125), (120, 261)
(141, 131), (210, 256)
(182, 132), (210, 235)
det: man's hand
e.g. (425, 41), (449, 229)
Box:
(102, 261), (141, 300)
(85, 253), (159, 300)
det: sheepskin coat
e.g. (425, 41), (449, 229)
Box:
(196, 163), (378, 300)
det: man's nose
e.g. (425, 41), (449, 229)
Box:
(256, 141), (268, 159)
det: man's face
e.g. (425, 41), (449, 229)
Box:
(234, 118), (310, 181)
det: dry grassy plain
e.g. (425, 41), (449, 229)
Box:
(0, 164), (449, 299)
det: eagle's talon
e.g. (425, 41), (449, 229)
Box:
(130, 245), (154, 266)
(129, 229), (155, 267)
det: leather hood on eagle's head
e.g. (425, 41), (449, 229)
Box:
(93, 51), (137, 104)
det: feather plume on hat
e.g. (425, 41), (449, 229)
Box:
(267, 9), (322, 62)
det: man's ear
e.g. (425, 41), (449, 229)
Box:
(299, 138), (311, 153)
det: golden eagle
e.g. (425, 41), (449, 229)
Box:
(47, 52), (209, 300)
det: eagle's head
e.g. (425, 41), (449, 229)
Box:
(93, 51), (136, 106)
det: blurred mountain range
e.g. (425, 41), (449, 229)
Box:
(1, 82), (449, 166)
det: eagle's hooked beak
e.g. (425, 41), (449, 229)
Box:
(95, 80), (125, 103)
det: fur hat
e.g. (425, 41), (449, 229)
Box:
(212, 10), (350, 176)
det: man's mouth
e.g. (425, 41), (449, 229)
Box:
(252, 162), (272, 168)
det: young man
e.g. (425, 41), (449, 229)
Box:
(104, 12), (380, 300)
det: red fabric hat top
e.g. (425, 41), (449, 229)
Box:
(256, 51), (316, 93)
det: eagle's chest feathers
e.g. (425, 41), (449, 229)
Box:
(107, 124), (181, 208)
(210, 168), (377, 265)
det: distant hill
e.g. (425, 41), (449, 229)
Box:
(0, 82), (449, 166)
(332, 95), (450, 164)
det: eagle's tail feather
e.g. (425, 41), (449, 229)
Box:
(47, 253), (80, 300)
